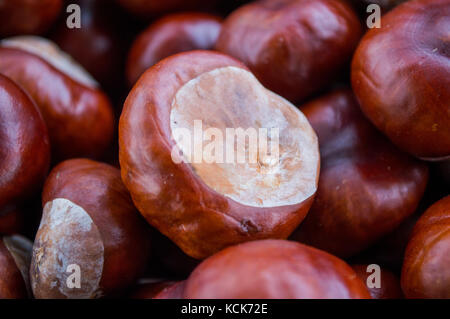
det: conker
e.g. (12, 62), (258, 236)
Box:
(154, 281), (186, 299)
(351, 0), (450, 160)
(0, 74), (50, 211)
(216, 0), (362, 103)
(30, 159), (151, 298)
(119, 50), (320, 259)
(401, 195), (450, 298)
(0, 235), (33, 299)
(184, 240), (371, 299)
(290, 89), (429, 258)
(0, 36), (114, 161)
(116, 0), (217, 18)
(126, 12), (222, 86)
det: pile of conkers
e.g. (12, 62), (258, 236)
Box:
(0, 0), (448, 299)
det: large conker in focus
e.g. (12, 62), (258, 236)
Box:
(119, 51), (320, 259)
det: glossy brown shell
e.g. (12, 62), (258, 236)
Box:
(35, 159), (151, 297)
(401, 195), (450, 298)
(352, 264), (403, 299)
(0, 47), (114, 161)
(119, 50), (316, 259)
(351, 0), (450, 160)
(290, 89), (429, 257)
(126, 12), (222, 86)
(185, 240), (371, 299)
(0, 0), (62, 36)
(216, 0), (362, 103)
(0, 74), (50, 209)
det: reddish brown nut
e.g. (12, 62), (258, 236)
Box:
(352, 264), (403, 299)
(215, 0), (362, 103)
(0, 36), (114, 161)
(0, 74), (50, 211)
(350, 0), (408, 12)
(126, 12), (222, 86)
(401, 195), (450, 298)
(129, 280), (177, 299)
(290, 89), (429, 258)
(0, 0), (62, 37)
(30, 159), (151, 299)
(184, 240), (371, 299)
(154, 281), (186, 299)
(351, 0), (450, 160)
(50, 0), (126, 93)
(0, 235), (33, 299)
(119, 51), (320, 259)
(116, 0), (216, 18)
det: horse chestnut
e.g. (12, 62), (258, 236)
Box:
(126, 12), (222, 86)
(352, 264), (403, 299)
(290, 89), (429, 257)
(352, 0), (450, 160)
(216, 0), (362, 102)
(119, 50), (319, 259)
(401, 195), (450, 298)
(30, 159), (151, 298)
(0, 74), (50, 212)
(0, 36), (114, 161)
(184, 240), (371, 299)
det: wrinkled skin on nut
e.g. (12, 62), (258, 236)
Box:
(116, 0), (217, 18)
(126, 12), (222, 86)
(184, 240), (371, 299)
(401, 195), (450, 298)
(0, 74), (50, 210)
(119, 51), (319, 259)
(352, 0), (450, 160)
(0, 0), (62, 36)
(290, 89), (429, 258)
(0, 37), (114, 161)
(31, 159), (151, 299)
(154, 281), (186, 299)
(352, 264), (403, 299)
(216, 0), (362, 103)
(0, 235), (33, 299)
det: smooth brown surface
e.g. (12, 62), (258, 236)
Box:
(290, 89), (429, 257)
(185, 240), (371, 299)
(0, 238), (29, 299)
(216, 0), (362, 103)
(31, 159), (151, 298)
(0, 46), (114, 161)
(119, 51), (317, 259)
(352, 0), (450, 160)
(127, 12), (222, 86)
(352, 264), (403, 299)
(0, 0), (62, 36)
(402, 195), (450, 298)
(0, 74), (50, 210)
